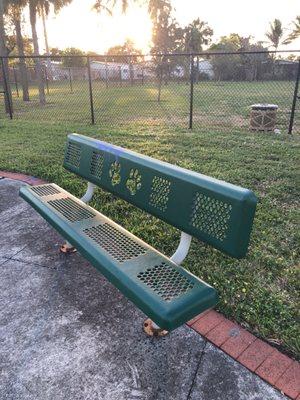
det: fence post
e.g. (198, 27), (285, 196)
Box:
(105, 60), (108, 89)
(45, 68), (50, 95)
(288, 59), (300, 135)
(1, 57), (13, 119)
(68, 67), (73, 93)
(119, 65), (122, 87)
(189, 55), (194, 129)
(129, 57), (134, 86)
(13, 66), (19, 97)
(87, 56), (95, 125)
(45, 76), (49, 95)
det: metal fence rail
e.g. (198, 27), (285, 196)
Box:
(0, 50), (299, 134)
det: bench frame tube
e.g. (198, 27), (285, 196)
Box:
(170, 232), (192, 265)
(63, 182), (96, 250)
(81, 182), (96, 203)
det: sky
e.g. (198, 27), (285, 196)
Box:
(23, 0), (300, 55)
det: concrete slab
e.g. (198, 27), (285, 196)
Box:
(0, 180), (53, 258)
(0, 178), (289, 400)
(0, 259), (204, 400)
(10, 227), (66, 269)
(0, 209), (52, 259)
(0, 178), (26, 215)
(189, 342), (286, 400)
(0, 257), (8, 266)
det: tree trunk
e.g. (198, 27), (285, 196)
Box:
(271, 48), (277, 79)
(0, 0), (13, 114)
(15, 15), (30, 101)
(29, 0), (46, 105)
(41, 6), (52, 79)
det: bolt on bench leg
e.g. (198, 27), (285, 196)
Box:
(143, 319), (168, 337)
(60, 241), (77, 254)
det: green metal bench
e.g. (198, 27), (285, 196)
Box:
(19, 133), (257, 334)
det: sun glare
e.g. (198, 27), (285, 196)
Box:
(40, 0), (152, 54)
(21, 0), (299, 54)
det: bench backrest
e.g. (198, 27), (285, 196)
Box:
(63, 134), (257, 259)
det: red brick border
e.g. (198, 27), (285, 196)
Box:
(0, 171), (46, 186)
(1, 171), (299, 399)
(187, 310), (300, 399)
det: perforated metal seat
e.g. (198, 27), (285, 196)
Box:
(20, 183), (218, 331)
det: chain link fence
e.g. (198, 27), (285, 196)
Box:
(1, 51), (299, 133)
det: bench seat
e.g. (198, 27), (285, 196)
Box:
(20, 183), (218, 331)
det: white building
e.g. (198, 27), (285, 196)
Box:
(172, 59), (214, 79)
(197, 59), (214, 79)
(90, 61), (152, 81)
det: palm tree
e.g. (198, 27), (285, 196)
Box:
(184, 18), (213, 53)
(0, 0), (13, 114)
(266, 19), (287, 77)
(184, 18), (213, 83)
(148, 0), (170, 22)
(5, 0), (30, 101)
(266, 19), (284, 51)
(28, 0), (46, 104)
(284, 16), (300, 45)
(38, 3), (52, 80)
(93, 0), (130, 14)
(28, 0), (73, 105)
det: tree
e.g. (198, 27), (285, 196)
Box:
(5, 35), (33, 59)
(61, 47), (86, 67)
(28, 0), (46, 104)
(27, 0), (73, 105)
(184, 18), (213, 53)
(238, 37), (270, 81)
(209, 34), (270, 81)
(182, 18), (213, 82)
(284, 16), (300, 45)
(209, 34), (242, 80)
(265, 19), (289, 77)
(49, 46), (64, 61)
(39, 3), (52, 77)
(4, 0), (30, 100)
(106, 39), (143, 63)
(0, 0), (13, 114)
(149, 0), (180, 96)
(150, 0), (179, 53)
(265, 19), (285, 51)
(93, 0), (132, 14)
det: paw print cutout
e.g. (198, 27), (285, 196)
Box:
(126, 169), (142, 195)
(109, 161), (121, 186)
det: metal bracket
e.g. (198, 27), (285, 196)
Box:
(170, 232), (192, 265)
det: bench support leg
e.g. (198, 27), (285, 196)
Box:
(80, 182), (96, 203)
(60, 182), (96, 254)
(143, 319), (168, 337)
(170, 232), (192, 265)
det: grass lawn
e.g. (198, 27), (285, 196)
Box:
(6, 80), (298, 133)
(0, 115), (299, 360)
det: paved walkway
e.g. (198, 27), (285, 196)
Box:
(0, 178), (287, 400)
